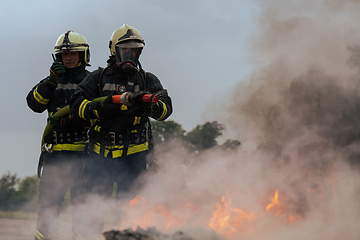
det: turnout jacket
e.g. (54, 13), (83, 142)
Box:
(27, 65), (91, 152)
(69, 64), (172, 158)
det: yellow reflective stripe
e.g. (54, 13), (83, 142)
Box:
(35, 230), (60, 240)
(72, 231), (85, 240)
(133, 116), (141, 125)
(93, 142), (121, 157)
(121, 105), (128, 111)
(127, 142), (148, 155)
(35, 230), (45, 240)
(94, 125), (101, 132)
(93, 109), (101, 118)
(33, 87), (49, 105)
(79, 100), (91, 119)
(51, 143), (86, 152)
(157, 100), (168, 120)
(92, 142), (148, 158)
(90, 119), (97, 126)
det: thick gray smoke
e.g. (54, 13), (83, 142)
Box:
(77, 1), (360, 240)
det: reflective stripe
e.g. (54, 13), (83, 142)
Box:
(103, 83), (117, 91)
(79, 99), (91, 119)
(56, 83), (78, 90)
(35, 230), (45, 240)
(93, 109), (101, 118)
(33, 87), (49, 105)
(133, 116), (141, 125)
(127, 142), (149, 156)
(51, 143), (86, 152)
(92, 142), (148, 158)
(94, 125), (101, 132)
(35, 230), (60, 240)
(157, 100), (168, 120)
(90, 119), (97, 126)
(121, 105), (128, 111)
(72, 232), (85, 240)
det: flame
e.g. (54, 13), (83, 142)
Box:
(287, 214), (296, 223)
(122, 196), (200, 232)
(208, 195), (256, 238)
(119, 165), (340, 239)
(265, 190), (281, 213)
(124, 195), (154, 230)
(265, 190), (297, 223)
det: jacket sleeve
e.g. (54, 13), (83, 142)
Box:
(69, 70), (102, 120)
(146, 72), (173, 121)
(26, 77), (57, 113)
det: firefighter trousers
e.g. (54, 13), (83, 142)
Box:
(36, 151), (85, 239)
(74, 151), (148, 239)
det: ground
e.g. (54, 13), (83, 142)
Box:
(0, 218), (72, 240)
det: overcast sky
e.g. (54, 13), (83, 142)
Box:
(0, 0), (259, 177)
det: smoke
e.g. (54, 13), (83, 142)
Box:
(70, 1), (360, 240)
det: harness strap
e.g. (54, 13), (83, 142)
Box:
(89, 123), (147, 158)
(43, 129), (88, 145)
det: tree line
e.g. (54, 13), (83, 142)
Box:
(0, 120), (240, 212)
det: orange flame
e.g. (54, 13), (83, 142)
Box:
(208, 195), (256, 238)
(266, 190), (281, 213)
(121, 168), (341, 239)
(265, 190), (297, 223)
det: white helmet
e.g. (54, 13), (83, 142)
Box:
(54, 30), (90, 66)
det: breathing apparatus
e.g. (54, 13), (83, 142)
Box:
(115, 45), (141, 74)
(109, 24), (145, 75)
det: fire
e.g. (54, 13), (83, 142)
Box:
(265, 190), (281, 213)
(265, 190), (297, 223)
(121, 196), (201, 232)
(208, 195), (256, 238)
(119, 168), (340, 239)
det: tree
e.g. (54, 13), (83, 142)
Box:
(16, 175), (39, 211)
(221, 139), (241, 151)
(184, 121), (224, 151)
(150, 120), (241, 153)
(150, 120), (185, 145)
(0, 172), (20, 211)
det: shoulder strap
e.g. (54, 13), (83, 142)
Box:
(97, 66), (109, 96)
(137, 69), (147, 91)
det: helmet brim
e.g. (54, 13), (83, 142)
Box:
(116, 41), (144, 48)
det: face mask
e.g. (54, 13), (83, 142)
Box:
(115, 46), (138, 74)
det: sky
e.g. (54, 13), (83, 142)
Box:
(0, 0), (259, 178)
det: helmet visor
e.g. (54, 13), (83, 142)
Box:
(115, 44), (141, 65)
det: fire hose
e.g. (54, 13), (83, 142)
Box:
(41, 93), (158, 148)
(38, 92), (157, 178)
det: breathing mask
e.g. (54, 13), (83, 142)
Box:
(115, 41), (142, 74)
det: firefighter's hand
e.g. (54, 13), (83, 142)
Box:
(49, 62), (65, 84)
(128, 91), (149, 106)
(98, 95), (121, 118)
(49, 114), (72, 127)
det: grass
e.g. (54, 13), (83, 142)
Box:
(0, 210), (37, 219)
(0, 209), (71, 221)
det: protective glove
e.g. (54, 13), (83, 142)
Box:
(49, 114), (72, 127)
(128, 91), (149, 106)
(49, 62), (65, 85)
(97, 95), (121, 118)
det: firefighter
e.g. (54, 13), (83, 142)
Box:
(26, 30), (91, 240)
(69, 24), (172, 238)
